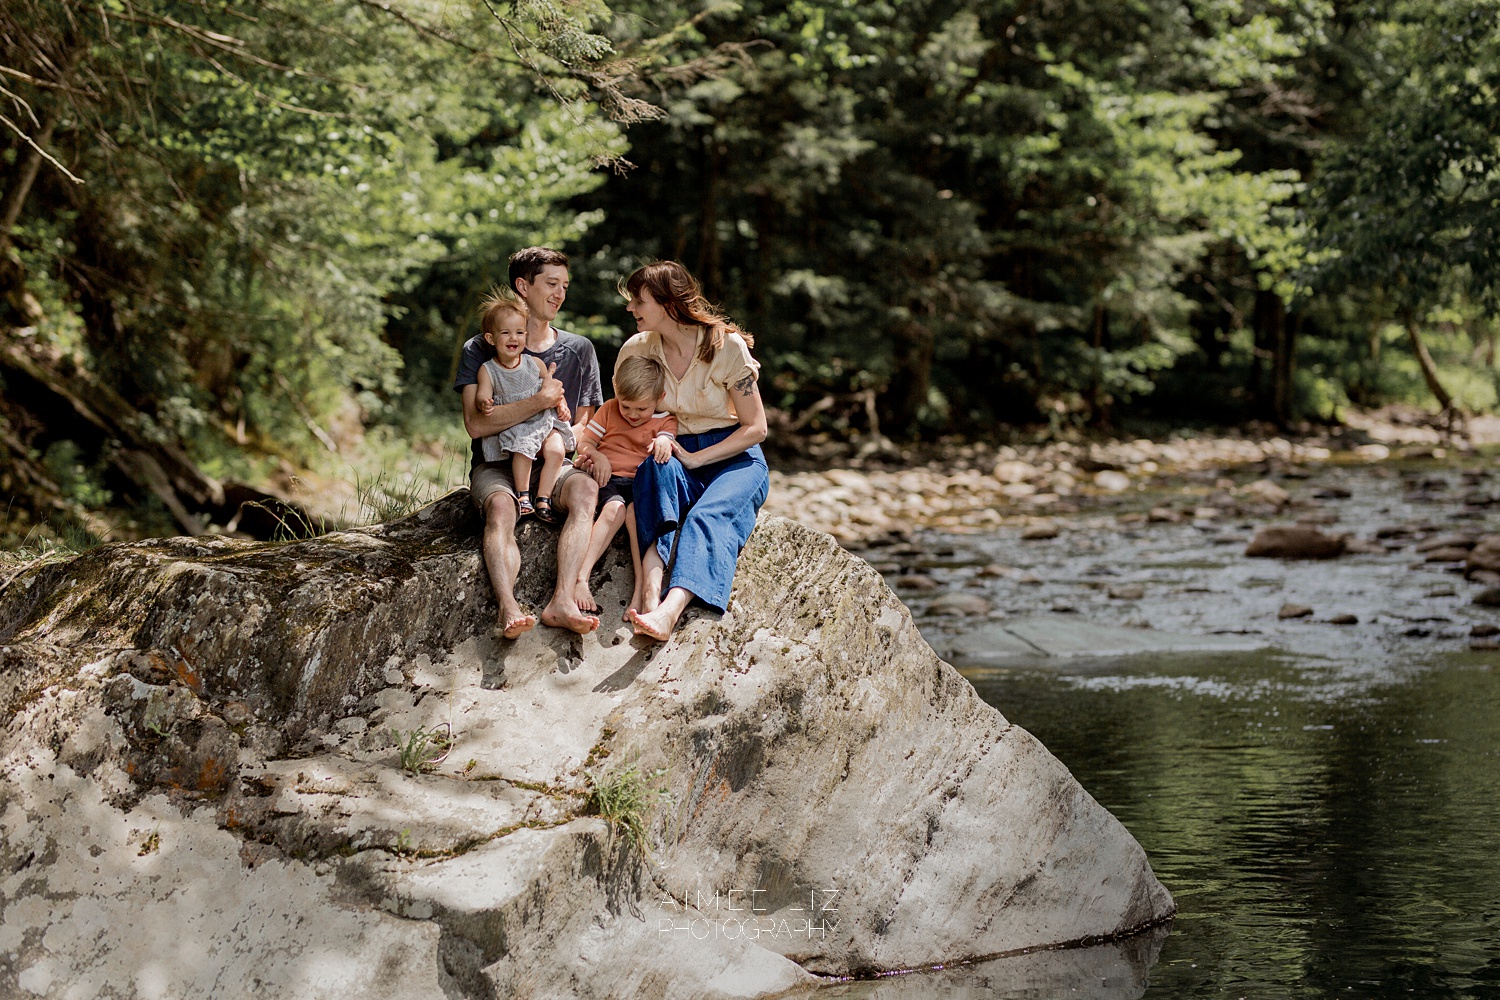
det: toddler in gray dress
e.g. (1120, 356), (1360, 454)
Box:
(475, 297), (576, 521)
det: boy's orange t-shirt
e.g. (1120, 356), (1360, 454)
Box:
(579, 400), (677, 480)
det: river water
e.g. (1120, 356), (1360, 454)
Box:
(829, 462), (1500, 998)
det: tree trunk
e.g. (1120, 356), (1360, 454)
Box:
(1403, 311), (1455, 412)
(0, 105), (60, 248)
(1088, 301), (1111, 427)
(697, 137), (722, 301)
(1271, 305), (1297, 426)
(1249, 289), (1283, 421)
(0, 105), (60, 320)
(884, 318), (933, 437)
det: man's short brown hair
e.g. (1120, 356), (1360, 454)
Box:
(508, 247), (570, 293)
(613, 355), (666, 403)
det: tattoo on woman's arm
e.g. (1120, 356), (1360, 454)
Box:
(733, 374), (756, 396)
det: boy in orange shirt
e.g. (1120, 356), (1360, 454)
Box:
(572, 355), (677, 617)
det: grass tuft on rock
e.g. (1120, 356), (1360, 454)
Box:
(392, 724), (452, 775)
(585, 761), (671, 857)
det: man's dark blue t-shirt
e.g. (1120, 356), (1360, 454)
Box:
(454, 327), (604, 469)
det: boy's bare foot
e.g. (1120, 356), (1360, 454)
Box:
(573, 578), (600, 614)
(627, 606), (677, 642)
(541, 599), (600, 634)
(500, 612), (536, 639)
(624, 587), (643, 623)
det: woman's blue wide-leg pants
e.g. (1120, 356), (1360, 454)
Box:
(633, 426), (770, 612)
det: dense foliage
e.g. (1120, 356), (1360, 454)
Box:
(2, 0), (1498, 538)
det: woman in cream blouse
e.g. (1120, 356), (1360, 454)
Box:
(616, 261), (770, 640)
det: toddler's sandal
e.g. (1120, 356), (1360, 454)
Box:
(534, 496), (560, 524)
(516, 491), (535, 518)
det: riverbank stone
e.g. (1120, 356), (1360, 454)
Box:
(1245, 525), (1347, 559)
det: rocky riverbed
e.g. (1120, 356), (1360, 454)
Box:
(771, 451), (1500, 691)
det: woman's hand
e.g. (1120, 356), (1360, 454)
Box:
(651, 435), (673, 463)
(671, 440), (708, 469)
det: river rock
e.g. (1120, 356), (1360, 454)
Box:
(895, 573), (939, 591)
(1472, 623), (1500, 638)
(994, 460), (1037, 484)
(1327, 613), (1358, 625)
(1245, 525), (1346, 560)
(1473, 587), (1500, 607)
(1093, 470), (1131, 493)
(927, 592), (993, 616)
(1278, 603), (1314, 619)
(1342, 538), (1385, 556)
(1240, 479), (1290, 507)
(1108, 585), (1146, 601)
(0, 494), (1172, 998)
(1415, 534), (1478, 553)
(1424, 547), (1473, 563)
(1466, 536), (1500, 576)
(1021, 521), (1060, 540)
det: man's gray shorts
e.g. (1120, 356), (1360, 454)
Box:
(470, 459), (589, 512)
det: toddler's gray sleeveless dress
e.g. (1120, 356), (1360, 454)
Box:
(480, 357), (575, 464)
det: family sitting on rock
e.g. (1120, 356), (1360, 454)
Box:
(455, 247), (769, 641)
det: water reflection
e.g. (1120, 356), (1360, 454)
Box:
(810, 926), (1170, 1000)
(964, 651), (1500, 1000)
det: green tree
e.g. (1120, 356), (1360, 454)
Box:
(1307, 0), (1500, 415)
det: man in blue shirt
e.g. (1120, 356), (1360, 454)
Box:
(455, 247), (603, 637)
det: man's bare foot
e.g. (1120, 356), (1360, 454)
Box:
(627, 606), (677, 642)
(541, 600), (600, 634)
(500, 612), (536, 639)
(573, 578), (600, 614)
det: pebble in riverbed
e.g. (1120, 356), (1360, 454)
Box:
(927, 592), (992, 616)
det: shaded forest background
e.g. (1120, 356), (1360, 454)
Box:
(3, 0), (1500, 543)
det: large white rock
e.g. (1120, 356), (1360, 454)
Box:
(0, 494), (1172, 998)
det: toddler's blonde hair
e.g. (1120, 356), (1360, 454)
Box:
(613, 355), (666, 403)
(478, 287), (529, 339)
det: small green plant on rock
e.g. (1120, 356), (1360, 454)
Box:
(391, 723), (452, 775)
(138, 829), (160, 856)
(584, 761), (672, 858)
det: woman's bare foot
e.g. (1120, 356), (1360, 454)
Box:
(627, 606), (678, 641)
(623, 585), (644, 623)
(573, 577), (600, 614)
(541, 598), (600, 634)
(640, 583), (662, 614)
(500, 611), (536, 639)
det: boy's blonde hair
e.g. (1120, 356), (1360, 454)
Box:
(478, 287), (529, 339)
(613, 355), (666, 403)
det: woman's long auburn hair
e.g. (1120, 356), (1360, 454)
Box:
(622, 261), (754, 363)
